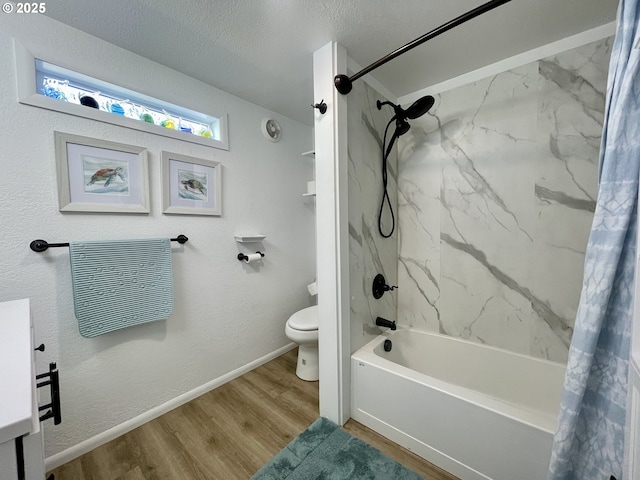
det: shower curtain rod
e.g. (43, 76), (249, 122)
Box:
(334, 0), (512, 95)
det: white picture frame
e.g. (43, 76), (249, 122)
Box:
(54, 132), (150, 213)
(161, 151), (222, 216)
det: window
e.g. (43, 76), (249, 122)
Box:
(14, 41), (229, 150)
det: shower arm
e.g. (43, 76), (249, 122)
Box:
(334, 0), (512, 95)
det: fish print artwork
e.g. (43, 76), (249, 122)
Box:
(82, 155), (130, 195)
(177, 168), (208, 201)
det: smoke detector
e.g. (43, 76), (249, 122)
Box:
(261, 118), (282, 142)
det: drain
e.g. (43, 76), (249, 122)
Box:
(383, 339), (392, 352)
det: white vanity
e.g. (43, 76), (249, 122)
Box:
(0, 299), (46, 480)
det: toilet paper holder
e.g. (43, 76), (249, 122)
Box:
(237, 251), (265, 262)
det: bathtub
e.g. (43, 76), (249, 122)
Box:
(351, 328), (566, 480)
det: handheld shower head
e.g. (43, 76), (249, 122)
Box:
(375, 94), (436, 239)
(395, 118), (411, 137)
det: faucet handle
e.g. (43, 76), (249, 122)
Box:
(372, 274), (398, 299)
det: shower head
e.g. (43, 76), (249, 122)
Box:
(405, 95), (435, 119)
(376, 95), (435, 123)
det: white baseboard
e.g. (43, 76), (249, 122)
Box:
(44, 343), (296, 471)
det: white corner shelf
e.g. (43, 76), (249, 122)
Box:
(303, 153), (315, 197)
(234, 235), (266, 243)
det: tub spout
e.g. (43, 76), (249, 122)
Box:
(375, 317), (396, 330)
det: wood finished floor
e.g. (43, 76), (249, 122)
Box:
(48, 349), (459, 480)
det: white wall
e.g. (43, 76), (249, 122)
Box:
(0, 14), (314, 463)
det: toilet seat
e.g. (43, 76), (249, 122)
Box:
(287, 305), (318, 331)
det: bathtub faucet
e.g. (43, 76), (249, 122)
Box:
(375, 317), (396, 330)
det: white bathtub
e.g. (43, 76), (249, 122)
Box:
(351, 328), (566, 480)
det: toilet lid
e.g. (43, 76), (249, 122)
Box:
(288, 305), (318, 331)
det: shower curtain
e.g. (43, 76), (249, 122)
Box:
(547, 1), (640, 479)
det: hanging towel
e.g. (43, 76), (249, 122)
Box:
(69, 238), (174, 337)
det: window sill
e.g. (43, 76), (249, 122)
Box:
(19, 93), (229, 150)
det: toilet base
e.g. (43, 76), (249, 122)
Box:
(295, 345), (319, 381)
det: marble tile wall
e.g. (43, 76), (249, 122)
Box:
(396, 38), (612, 363)
(348, 79), (398, 352)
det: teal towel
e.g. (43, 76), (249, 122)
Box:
(69, 238), (174, 337)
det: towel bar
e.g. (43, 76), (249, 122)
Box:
(29, 235), (188, 252)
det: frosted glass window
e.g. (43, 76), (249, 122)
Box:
(35, 59), (222, 142)
(13, 41), (229, 150)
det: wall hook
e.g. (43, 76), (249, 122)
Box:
(312, 99), (327, 114)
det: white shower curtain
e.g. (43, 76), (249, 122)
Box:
(547, 1), (640, 479)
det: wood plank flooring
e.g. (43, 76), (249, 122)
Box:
(48, 349), (458, 480)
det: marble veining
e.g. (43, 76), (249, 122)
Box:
(348, 79), (399, 351)
(397, 38), (612, 362)
(535, 185), (596, 212)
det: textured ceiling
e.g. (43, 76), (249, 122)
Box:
(43, 0), (618, 126)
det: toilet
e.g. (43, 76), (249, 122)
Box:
(285, 305), (319, 381)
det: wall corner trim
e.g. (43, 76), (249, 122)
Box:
(313, 41), (351, 426)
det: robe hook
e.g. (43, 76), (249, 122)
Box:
(312, 100), (327, 114)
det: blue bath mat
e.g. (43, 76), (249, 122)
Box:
(251, 417), (424, 479)
(69, 238), (174, 337)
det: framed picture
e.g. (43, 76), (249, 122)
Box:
(161, 151), (221, 216)
(54, 132), (149, 213)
